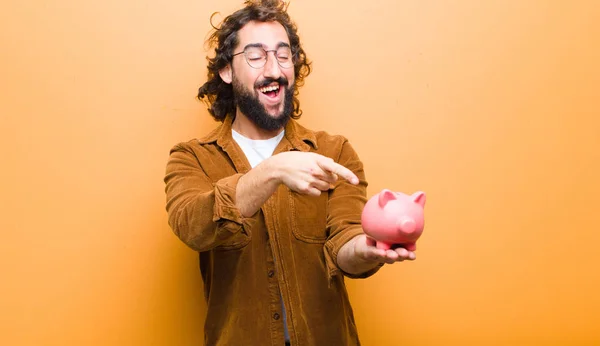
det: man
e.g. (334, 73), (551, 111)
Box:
(164, 1), (416, 345)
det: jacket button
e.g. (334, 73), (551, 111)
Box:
(273, 313), (280, 320)
(268, 270), (275, 278)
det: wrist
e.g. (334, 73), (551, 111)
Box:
(339, 236), (376, 274)
(263, 155), (283, 185)
(351, 236), (383, 269)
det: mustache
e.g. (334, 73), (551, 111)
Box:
(255, 77), (288, 89)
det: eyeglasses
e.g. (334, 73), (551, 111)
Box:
(232, 46), (294, 69)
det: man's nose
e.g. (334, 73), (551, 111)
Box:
(262, 51), (282, 79)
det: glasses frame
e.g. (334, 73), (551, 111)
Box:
(232, 46), (295, 69)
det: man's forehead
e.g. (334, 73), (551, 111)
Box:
(236, 21), (290, 48)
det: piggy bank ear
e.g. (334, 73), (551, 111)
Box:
(378, 189), (397, 207)
(411, 191), (426, 207)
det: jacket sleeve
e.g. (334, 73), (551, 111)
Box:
(164, 143), (255, 252)
(323, 139), (383, 280)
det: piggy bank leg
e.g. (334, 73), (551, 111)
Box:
(402, 243), (417, 251)
(376, 241), (392, 250)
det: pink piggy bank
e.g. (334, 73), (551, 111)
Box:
(361, 189), (426, 251)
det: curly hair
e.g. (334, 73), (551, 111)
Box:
(197, 0), (312, 122)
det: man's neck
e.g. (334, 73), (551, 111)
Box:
(232, 112), (284, 140)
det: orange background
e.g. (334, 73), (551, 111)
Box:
(2, 0), (599, 345)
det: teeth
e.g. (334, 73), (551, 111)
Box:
(259, 85), (280, 93)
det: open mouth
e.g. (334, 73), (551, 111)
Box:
(258, 83), (281, 98)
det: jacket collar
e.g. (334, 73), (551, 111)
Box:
(198, 114), (318, 152)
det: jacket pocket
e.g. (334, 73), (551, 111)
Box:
(289, 191), (328, 243)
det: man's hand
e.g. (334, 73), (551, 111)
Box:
(235, 151), (358, 217)
(353, 234), (416, 264)
(269, 151), (359, 195)
(337, 234), (416, 275)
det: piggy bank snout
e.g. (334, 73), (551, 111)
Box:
(398, 217), (416, 233)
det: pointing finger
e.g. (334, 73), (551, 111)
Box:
(318, 159), (358, 185)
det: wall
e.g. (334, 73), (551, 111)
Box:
(1, 0), (598, 345)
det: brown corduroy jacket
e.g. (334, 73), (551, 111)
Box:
(164, 115), (381, 346)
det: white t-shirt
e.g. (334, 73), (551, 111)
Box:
(232, 129), (285, 168)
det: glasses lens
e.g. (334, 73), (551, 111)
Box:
(243, 47), (295, 69)
(276, 47), (293, 68)
(245, 47), (267, 68)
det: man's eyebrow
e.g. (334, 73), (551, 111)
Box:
(243, 43), (265, 50)
(242, 42), (291, 50)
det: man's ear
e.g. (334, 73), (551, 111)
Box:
(219, 64), (232, 84)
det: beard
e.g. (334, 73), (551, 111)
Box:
(232, 76), (294, 131)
